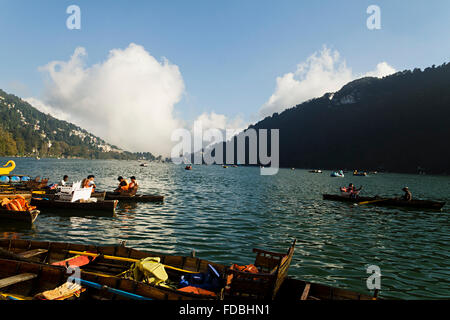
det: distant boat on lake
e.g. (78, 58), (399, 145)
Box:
(330, 170), (344, 177)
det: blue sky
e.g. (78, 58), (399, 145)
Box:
(0, 0), (449, 152)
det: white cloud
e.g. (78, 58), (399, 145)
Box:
(23, 97), (71, 121)
(194, 112), (247, 133)
(188, 112), (248, 152)
(363, 61), (396, 78)
(34, 43), (185, 156)
(259, 46), (396, 118)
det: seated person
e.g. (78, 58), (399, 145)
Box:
(60, 175), (69, 186)
(115, 176), (129, 193)
(126, 176), (139, 195)
(401, 187), (412, 201)
(82, 175), (96, 192)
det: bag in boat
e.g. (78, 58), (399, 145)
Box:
(34, 282), (85, 300)
(123, 257), (168, 286)
(178, 264), (222, 291)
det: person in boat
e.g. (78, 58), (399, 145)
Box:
(82, 175), (96, 192)
(115, 176), (129, 193)
(60, 175), (69, 186)
(340, 183), (362, 198)
(127, 176), (139, 195)
(401, 187), (412, 201)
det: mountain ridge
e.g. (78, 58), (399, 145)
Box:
(204, 62), (450, 174)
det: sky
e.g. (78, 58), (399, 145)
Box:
(0, 0), (449, 155)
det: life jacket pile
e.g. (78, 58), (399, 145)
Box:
(225, 263), (260, 291)
(1, 195), (37, 212)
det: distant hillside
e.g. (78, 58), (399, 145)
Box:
(0, 89), (156, 160)
(209, 63), (450, 174)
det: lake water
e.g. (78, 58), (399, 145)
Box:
(0, 157), (449, 299)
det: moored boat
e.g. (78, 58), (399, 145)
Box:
(0, 239), (378, 300)
(0, 209), (39, 224)
(30, 198), (118, 216)
(330, 170), (344, 177)
(323, 194), (445, 210)
(0, 258), (161, 300)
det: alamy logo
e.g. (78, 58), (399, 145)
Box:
(171, 122), (280, 175)
(366, 265), (381, 290)
(66, 265), (81, 286)
(366, 5), (381, 30)
(66, 5), (81, 30)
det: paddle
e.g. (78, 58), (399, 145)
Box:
(67, 250), (199, 274)
(74, 278), (152, 300)
(354, 198), (389, 206)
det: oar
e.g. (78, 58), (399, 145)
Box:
(74, 278), (152, 300)
(67, 250), (198, 274)
(354, 198), (389, 206)
(0, 293), (23, 300)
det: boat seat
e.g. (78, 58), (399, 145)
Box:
(223, 239), (296, 300)
(0, 273), (37, 289)
(16, 249), (48, 259)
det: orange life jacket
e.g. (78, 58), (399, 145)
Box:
(178, 286), (217, 297)
(119, 180), (129, 191)
(225, 264), (259, 288)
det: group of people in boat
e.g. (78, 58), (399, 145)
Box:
(340, 183), (413, 201)
(114, 176), (139, 195)
(340, 183), (363, 198)
(57, 175), (138, 195)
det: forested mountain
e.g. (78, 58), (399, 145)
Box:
(208, 63), (450, 174)
(0, 89), (156, 160)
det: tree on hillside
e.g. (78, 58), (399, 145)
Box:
(0, 126), (18, 156)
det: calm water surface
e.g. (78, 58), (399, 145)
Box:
(1, 157), (449, 299)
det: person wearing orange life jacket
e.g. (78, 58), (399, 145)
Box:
(115, 176), (129, 193)
(127, 176), (139, 194)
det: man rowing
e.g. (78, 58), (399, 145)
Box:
(401, 187), (412, 201)
(340, 183), (362, 198)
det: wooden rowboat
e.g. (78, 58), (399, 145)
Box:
(0, 239), (377, 300)
(0, 209), (39, 224)
(104, 192), (164, 203)
(30, 198), (118, 216)
(0, 258), (162, 300)
(323, 194), (446, 210)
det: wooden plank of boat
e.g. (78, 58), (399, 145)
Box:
(0, 209), (39, 224)
(277, 277), (376, 300)
(16, 249), (48, 259)
(104, 192), (164, 202)
(0, 239), (379, 300)
(323, 194), (445, 210)
(30, 198), (118, 215)
(0, 273), (37, 289)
